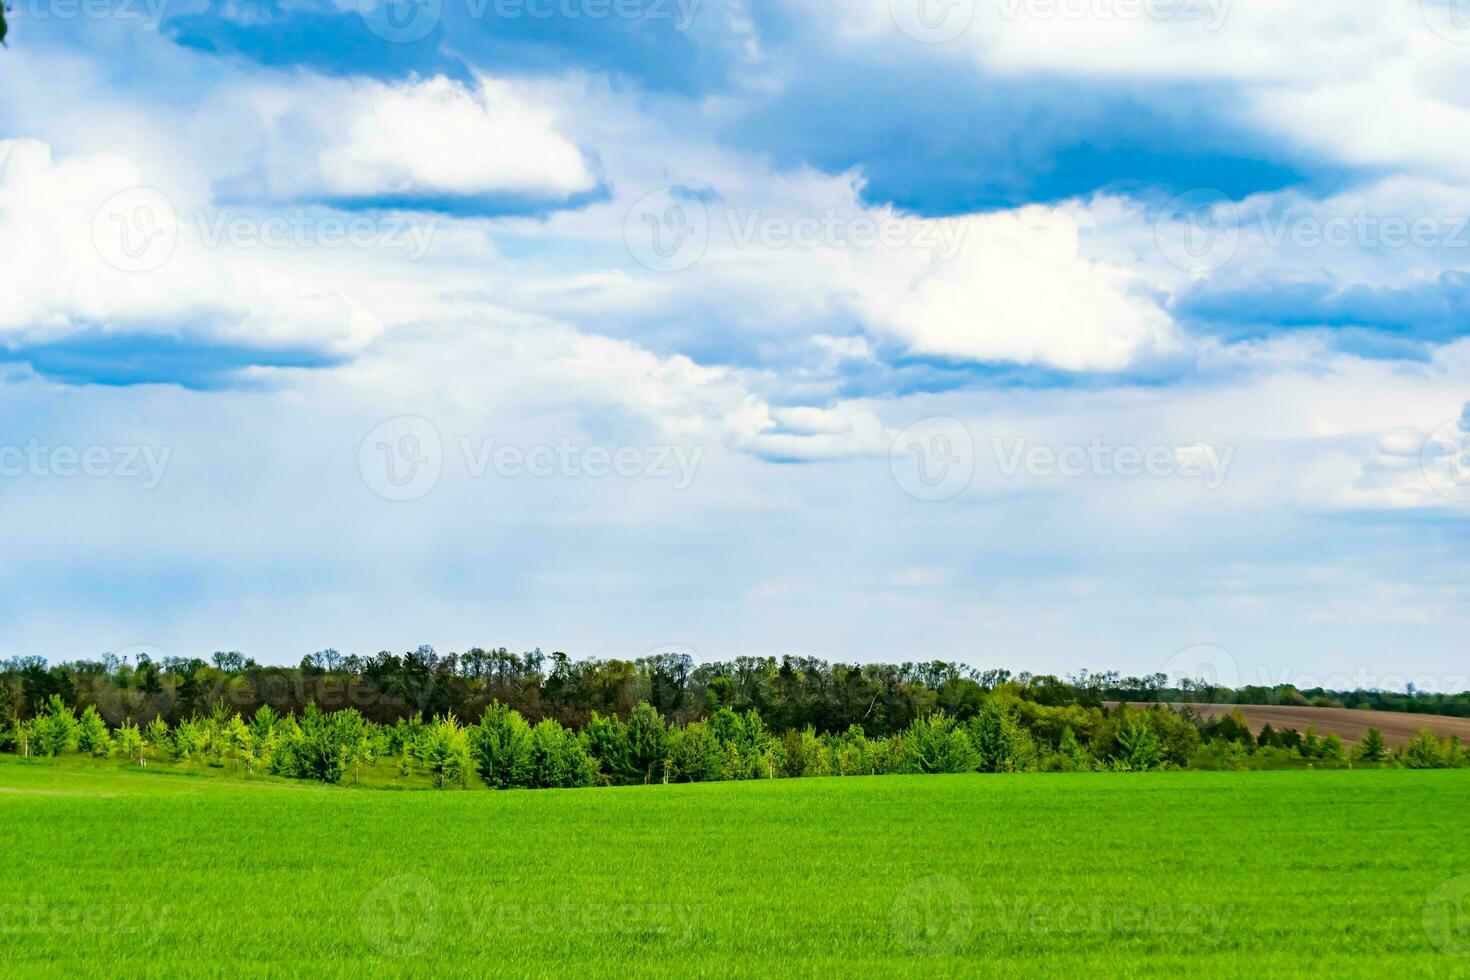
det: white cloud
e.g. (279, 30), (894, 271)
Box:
(0, 138), (380, 355)
(231, 75), (598, 206)
(836, 0), (1470, 189)
(6, 4), (1470, 676)
(543, 161), (1182, 374)
(846, 203), (1180, 371)
(845, 0), (1408, 84)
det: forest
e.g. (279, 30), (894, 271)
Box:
(2, 648), (1466, 786)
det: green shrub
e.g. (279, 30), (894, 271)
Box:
(75, 705), (112, 757)
(32, 695), (77, 756)
(468, 702), (534, 789)
(902, 714), (980, 774)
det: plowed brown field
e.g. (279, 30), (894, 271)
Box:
(1114, 702), (1470, 747)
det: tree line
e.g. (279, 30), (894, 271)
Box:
(5, 670), (1467, 788)
(5, 648), (1469, 737)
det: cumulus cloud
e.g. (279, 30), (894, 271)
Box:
(845, 203), (1180, 372)
(0, 138), (380, 372)
(850, 0), (1405, 84)
(840, 0), (1470, 189)
(222, 75), (599, 211)
(8, 0), (1470, 674)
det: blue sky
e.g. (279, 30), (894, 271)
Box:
(1, 1), (1469, 689)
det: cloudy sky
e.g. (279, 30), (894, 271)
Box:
(2, 1), (1469, 688)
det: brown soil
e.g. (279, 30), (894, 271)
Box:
(1112, 702), (1470, 748)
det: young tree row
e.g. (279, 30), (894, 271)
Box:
(9, 695), (1463, 787)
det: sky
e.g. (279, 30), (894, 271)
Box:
(2, 0), (1469, 690)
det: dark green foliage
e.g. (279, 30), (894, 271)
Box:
(10, 650), (1470, 743)
(1400, 730), (1467, 769)
(32, 695), (76, 756)
(708, 708), (778, 779)
(1256, 723), (1276, 748)
(625, 701), (671, 783)
(669, 719), (725, 782)
(1111, 716), (1164, 771)
(527, 719), (598, 789)
(902, 714), (980, 774)
(76, 705), (111, 757)
(415, 715), (469, 788)
(1203, 710), (1253, 745)
(10, 649), (1470, 788)
(583, 711), (635, 784)
(468, 702), (534, 789)
(1299, 728), (1342, 761)
(1053, 726), (1092, 772)
(968, 703), (1034, 773)
(269, 704), (365, 783)
(779, 726), (827, 778)
(1354, 727), (1387, 763)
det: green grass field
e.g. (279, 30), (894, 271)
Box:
(2, 757), (1467, 976)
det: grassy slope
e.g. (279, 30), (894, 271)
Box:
(1, 757), (1466, 977)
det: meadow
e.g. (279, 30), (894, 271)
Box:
(2, 757), (1467, 976)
